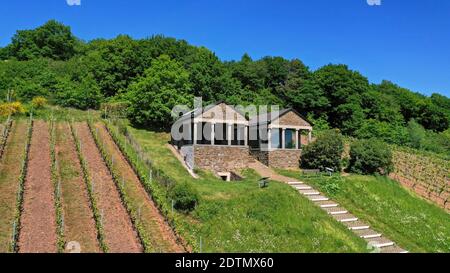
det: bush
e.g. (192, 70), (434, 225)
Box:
(100, 102), (130, 119)
(169, 182), (199, 213)
(0, 102), (26, 117)
(301, 129), (344, 171)
(348, 139), (393, 175)
(31, 96), (47, 109)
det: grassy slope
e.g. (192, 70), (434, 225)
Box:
(128, 127), (368, 252)
(278, 170), (450, 253)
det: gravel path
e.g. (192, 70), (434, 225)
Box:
(18, 120), (57, 253)
(55, 123), (100, 253)
(73, 122), (142, 253)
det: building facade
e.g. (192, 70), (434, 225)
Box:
(172, 102), (313, 175)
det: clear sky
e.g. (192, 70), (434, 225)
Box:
(1, 0), (449, 97)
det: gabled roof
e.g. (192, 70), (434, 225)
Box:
(175, 101), (247, 123)
(249, 108), (313, 126)
(175, 102), (313, 127)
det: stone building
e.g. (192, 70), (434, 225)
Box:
(172, 102), (313, 177)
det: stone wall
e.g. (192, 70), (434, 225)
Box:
(194, 145), (254, 172)
(250, 149), (269, 165)
(250, 148), (301, 169)
(268, 149), (301, 169)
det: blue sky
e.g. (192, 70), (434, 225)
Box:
(1, 0), (449, 97)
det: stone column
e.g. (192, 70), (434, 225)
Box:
(267, 128), (272, 150)
(227, 123), (232, 145)
(282, 128), (286, 149)
(193, 122), (198, 145)
(308, 130), (312, 144)
(211, 123), (215, 145)
(244, 126), (248, 146)
(295, 129), (299, 149)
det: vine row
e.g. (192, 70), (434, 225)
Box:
(86, 121), (151, 252)
(10, 117), (32, 252)
(69, 122), (109, 253)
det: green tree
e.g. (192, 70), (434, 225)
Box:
(127, 55), (193, 129)
(183, 47), (242, 103)
(276, 59), (329, 115)
(407, 119), (426, 149)
(356, 119), (409, 145)
(83, 35), (143, 97)
(54, 75), (104, 110)
(361, 88), (404, 124)
(312, 64), (369, 133)
(9, 20), (78, 60)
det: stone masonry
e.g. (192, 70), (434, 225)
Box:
(194, 145), (255, 172)
(250, 149), (301, 169)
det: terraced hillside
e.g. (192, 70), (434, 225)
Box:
(0, 118), (183, 253)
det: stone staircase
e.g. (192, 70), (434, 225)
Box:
(249, 162), (408, 253)
(290, 180), (407, 253)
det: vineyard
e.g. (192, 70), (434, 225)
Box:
(390, 146), (450, 212)
(0, 117), (184, 253)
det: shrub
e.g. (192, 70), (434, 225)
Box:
(301, 129), (344, 171)
(100, 102), (130, 119)
(0, 102), (25, 117)
(169, 182), (199, 213)
(31, 96), (47, 109)
(348, 139), (393, 175)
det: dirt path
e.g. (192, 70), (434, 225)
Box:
(18, 120), (57, 253)
(73, 122), (142, 253)
(55, 123), (100, 253)
(0, 121), (28, 252)
(96, 123), (184, 252)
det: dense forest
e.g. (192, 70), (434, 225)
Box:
(0, 20), (449, 155)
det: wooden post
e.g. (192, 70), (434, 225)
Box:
(308, 130), (312, 143)
(267, 128), (272, 150)
(295, 130), (299, 149)
(282, 128), (286, 149)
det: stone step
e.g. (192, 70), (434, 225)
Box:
(294, 185), (312, 190)
(365, 236), (395, 248)
(316, 200), (339, 208)
(323, 206), (348, 215)
(288, 181), (303, 185)
(345, 220), (370, 230)
(300, 190), (321, 196)
(378, 245), (408, 253)
(353, 228), (382, 239)
(333, 213), (358, 222)
(308, 195), (329, 202)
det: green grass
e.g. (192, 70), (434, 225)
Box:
(128, 127), (369, 252)
(278, 170), (450, 253)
